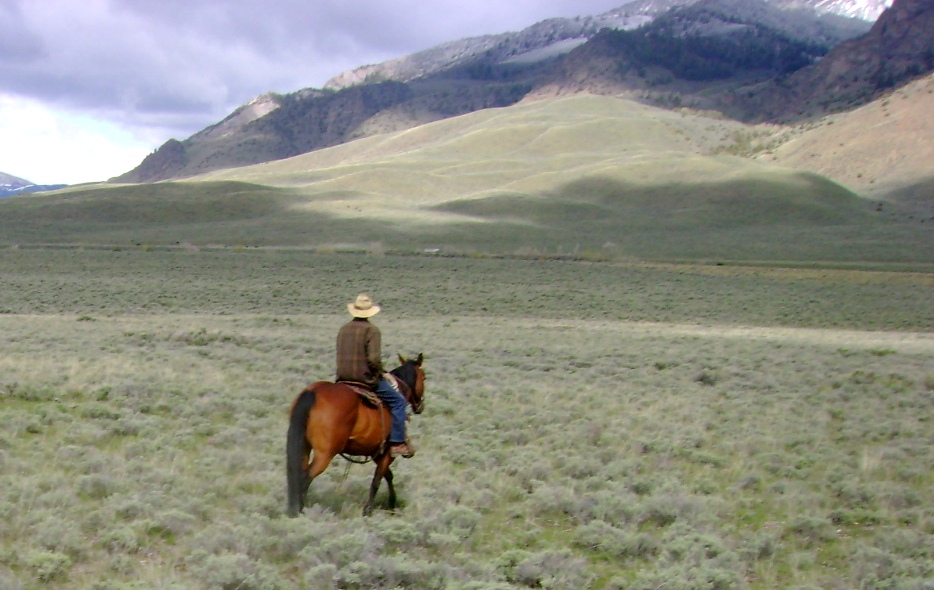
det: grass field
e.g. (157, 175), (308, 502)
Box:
(1, 249), (932, 589)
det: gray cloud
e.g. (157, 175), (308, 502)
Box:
(0, 0), (625, 143)
(0, 1), (44, 62)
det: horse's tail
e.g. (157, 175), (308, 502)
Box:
(286, 387), (316, 517)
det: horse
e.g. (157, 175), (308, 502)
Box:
(286, 353), (425, 517)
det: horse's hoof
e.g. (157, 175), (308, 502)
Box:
(287, 506), (302, 518)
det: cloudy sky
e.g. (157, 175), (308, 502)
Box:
(0, 0), (628, 185)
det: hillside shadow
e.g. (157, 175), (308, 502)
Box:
(3, 175), (931, 264)
(427, 174), (934, 262)
(435, 174), (873, 230)
(885, 176), (934, 220)
(8, 182), (292, 225)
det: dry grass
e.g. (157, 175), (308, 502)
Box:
(766, 76), (934, 203)
(1, 250), (932, 589)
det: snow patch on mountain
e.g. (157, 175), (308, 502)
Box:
(807, 0), (892, 21)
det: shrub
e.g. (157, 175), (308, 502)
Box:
(302, 529), (384, 570)
(31, 514), (87, 560)
(369, 518), (424, 549)
(631, 525), (743, 590)
(696, 369), (719, 386)
(77, 474), (120, 500)
(738, 529), (782, 562)
(303, 563), (338, 589)
(786, 515), (837, 547)
(497, 549), (593, 589)
(185, 551), (290, 590)
(631, 563), (742, 590)
(23, 550), (71, 583)
(576, 519), (658, 559)
(638, 493), (710, 528)
(99, 525), (141, 554)
(849, 543), (934, 589)
(439, 505), (482, 538)
(447, 582), (518, 590)
(333, 555), (450, 590)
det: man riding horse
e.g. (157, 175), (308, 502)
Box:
(336, 294), (415, 458)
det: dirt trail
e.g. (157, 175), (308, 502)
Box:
(636, 322), (934, 354)
(533, 318), (934, 355)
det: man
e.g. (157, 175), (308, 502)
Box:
(336, 293), (414, 458)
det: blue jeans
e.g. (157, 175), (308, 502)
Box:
(374, 378), (407, 443)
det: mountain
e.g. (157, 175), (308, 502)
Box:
(0, 172), (66, 197)
(116, 9), (643, 184)
(0, 171), (31, 192)
(528, 0), (874, 105)
(320, 4), (668, 91)
(323, 0), (885, 90)
(741, 0), (934, 120)
(114, 0), (924, 188)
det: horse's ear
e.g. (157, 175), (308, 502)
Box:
(398, 353), (407, 364)
(415, 353), (424, 366)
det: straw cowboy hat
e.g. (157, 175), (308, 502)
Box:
(347, 293), (381, 318)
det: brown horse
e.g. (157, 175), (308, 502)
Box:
(286, 354), (425, 517)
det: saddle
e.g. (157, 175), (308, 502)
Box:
(337, 374), (404, 408)
(338, 381), (383, 408)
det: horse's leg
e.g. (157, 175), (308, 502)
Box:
(299, 446), (313, 505)
(304, 449), (336, 505)
(363, 454), (394, 516)
(385, 467), (396, 510)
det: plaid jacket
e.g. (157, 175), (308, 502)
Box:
(336, 318), (384, 387)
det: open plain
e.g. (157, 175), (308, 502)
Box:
(0, 248), (931, 589)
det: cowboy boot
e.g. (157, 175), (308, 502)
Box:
(390, 437), (416, 458)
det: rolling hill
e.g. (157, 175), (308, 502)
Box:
(3, 93), (930, 265)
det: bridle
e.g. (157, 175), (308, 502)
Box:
(392, 361), (425, 415)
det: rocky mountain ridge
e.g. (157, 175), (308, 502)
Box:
(321, 4), (667, 91)
(749, 0), (934, 119)
(324, 0), (884, 91)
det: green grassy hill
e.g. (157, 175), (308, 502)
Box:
(1, 95), (929, 264)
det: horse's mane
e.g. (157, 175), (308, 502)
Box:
(390, 360), (417, 390)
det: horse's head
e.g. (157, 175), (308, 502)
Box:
(392, 353), (425, 415)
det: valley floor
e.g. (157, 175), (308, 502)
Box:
(1, 251), (931, 589)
